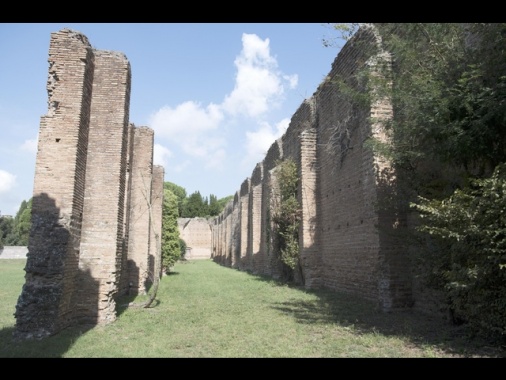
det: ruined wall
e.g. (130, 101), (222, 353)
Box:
(178, 217), (212, 260)
(248, 163), (263, 274)
(127, 126), (154, 295)
(239, 178), (250, 271)
(15, 29), (161, 339)
(150, 165), (165, 279)
(77, 49), (131, 325)
(118, 123), (135, 295)
(211, 24), (413, 311)
(15, 29), (95, 339)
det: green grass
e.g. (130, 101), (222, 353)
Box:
(0, 259), (503, 358)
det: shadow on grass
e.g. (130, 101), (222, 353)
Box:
(248, 273), (505, 358)
(0, 324), (94, 358)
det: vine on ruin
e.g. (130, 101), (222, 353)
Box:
(270, 159), (302, 282)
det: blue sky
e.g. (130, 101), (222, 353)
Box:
(0, 23), (345, 216)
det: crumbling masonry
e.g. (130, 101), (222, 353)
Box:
(14, 29), (164, 340)
(15, 25), (446, 340)
(211, 25), (436, 313)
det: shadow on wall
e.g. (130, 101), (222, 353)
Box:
(127, 259), (141, 296)
(11, 193), (99, 344)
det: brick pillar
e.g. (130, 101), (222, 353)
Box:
(231, 193), (240, 268)
(239, 178), (250, 270)
(14, 29), (94, 339)
(127, 126), (154, 295)
(298, 127), (321, 288)
(77, 50), (131, 325)
(149, 165), (164, 280)
(118, 124), (135, 296)
(249, 163), (263, 274)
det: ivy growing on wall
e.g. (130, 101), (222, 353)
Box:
(270, 159), (302, 282)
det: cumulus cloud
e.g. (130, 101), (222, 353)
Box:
(153, 143), (172, 168)
(0, 170), (16, 194)
(222, 33), (297, 118)
(148, 32), (298, 180)
(20, 137), (38, 154)
(149, 101), (226, 167)
(241, 118), (290, 169)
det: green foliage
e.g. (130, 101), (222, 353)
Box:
(164, 182), (187, 217)
(370, 24), (506, 180)
(3, 259), (503, 357)
(0, 199), (32, 247)
(326, 23), (506, 340)
(208, 194), (221, 217)
(270, 159), (301, 282)
(179, 238), (187, 260)
(412, 163), (506, 340)
(14, 199), (32, 246)
(0, 216), (14, 249)
(182, 191), (207, 218)
(161, 189), (182, 273)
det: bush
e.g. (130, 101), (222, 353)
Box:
(412, 163), (506, 341)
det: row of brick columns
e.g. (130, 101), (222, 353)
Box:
(13, 29), (164, 340)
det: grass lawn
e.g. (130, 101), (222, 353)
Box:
(0, 258), (503, 358)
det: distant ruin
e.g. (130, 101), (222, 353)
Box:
(14, 29), (164, 340)
(178, 218), (213, 260)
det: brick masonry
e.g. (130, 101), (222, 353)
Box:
(14, 29), (163, 340)
(211, 24), (423, 312)
(178, 217), (213, 260)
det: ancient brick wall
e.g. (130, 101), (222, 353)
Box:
(239, 179), (250, 270)
(178, 217), (212, 259)
(15, 29), (95, 339)
(248, 163), (263, 274)
(127, 126), (154, 295)
(15, 29), (161, 339)
(78, 49), (131, 325)
(211, 24), (414, 312)
(118, 123), (135, 296)
(150, 165), (165, 279)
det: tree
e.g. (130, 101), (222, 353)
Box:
(161, 189), (182, 273)
(0, 216), (14, 249)
(0, 198), (33, 246)
(412, 163), (506, 339)
(208, 194), (222, 216)
(182, 191), (207, 218)
(14, 198), (32, 246)
(164, 181), (186, 217)
(324, 23), (506, 339)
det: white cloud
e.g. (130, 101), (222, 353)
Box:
(222, 33), (296, 118)
(148, 33), (298, 178)
(241, 118), (290, 169)
(20, 137), (38, 154)
(284, 74), (299, 89)
(150, 101), (223, 141)
(149, 101), (227, 168)
(153, 143), (172, 168)
(172, 160), (190, 173)
(0, 170), (16, 194)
